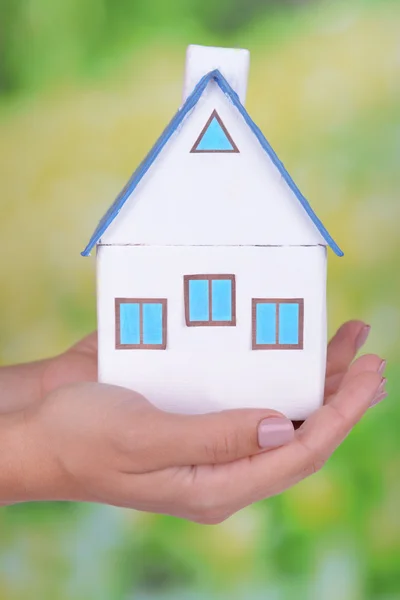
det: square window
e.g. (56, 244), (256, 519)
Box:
(184, 275), (236, 327)
(252, 299), (304, 350)
(115, 298), (167, 349)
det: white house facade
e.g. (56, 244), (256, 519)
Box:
(83, 46), (343, 421)
(97, 244), (327, 420)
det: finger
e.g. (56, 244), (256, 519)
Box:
(130, 407), (295, 471)
(221, 370), (382, 507)
(117, 370), (383, 519)
(288, 370), (381, 477)
(325, 353), (384, 399)
(138, 369), (383, 520)
(69, 332), (98, 357)
(43, 334), (98, 393)
(326, 320), (370, 378)
(329, 354), (384, 398)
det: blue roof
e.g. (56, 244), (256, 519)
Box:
(81, 69), (343, 257)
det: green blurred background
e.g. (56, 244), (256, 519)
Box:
(0, 0), (399, 598)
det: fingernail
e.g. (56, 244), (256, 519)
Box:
(356, 325), (371, 352)
(376, 377), (387, 395)
(370, 391), (388, 408)
(258, 417), (294, 449)
(378, 360), (386, 375)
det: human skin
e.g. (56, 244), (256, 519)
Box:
(0, 320), (386, 523)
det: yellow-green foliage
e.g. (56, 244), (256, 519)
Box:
(0, 1), (399, 599)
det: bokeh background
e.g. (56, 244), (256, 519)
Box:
(0, 0), (399, 598)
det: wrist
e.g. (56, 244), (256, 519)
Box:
(0, 407), (84, 504)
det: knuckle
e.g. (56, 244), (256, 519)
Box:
(327, 402), (347, 428)
(206, 429), (241, 463)
(296, 437), (326, 476)
(296, 405), (349, 477)
(306, 458), (326, 476)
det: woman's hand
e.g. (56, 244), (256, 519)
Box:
(0, 332), (98, 413)
(0, 321), (386, 522)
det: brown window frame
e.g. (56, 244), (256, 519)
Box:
(252, 298), (304, 350)
(190, 109), (240, 154)
(184, 274), (236, 327)
(115, 298), (167, 350)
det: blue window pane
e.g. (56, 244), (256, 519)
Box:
(211, 279), (232, 321)
(143, 303), (163, 345)
(189, 280), (209, 321)
(256, 303), (276, 345)
(120, 303), (140, 345)
(279, 303), (299, 345)
(196, 116), (235, 151)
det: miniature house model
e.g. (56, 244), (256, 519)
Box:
(82, 45), (343, 421)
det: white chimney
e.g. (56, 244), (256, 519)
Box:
(182, 44), (250, 106)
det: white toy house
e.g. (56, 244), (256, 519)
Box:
(82, 45), (343, 421)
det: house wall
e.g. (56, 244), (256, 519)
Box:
(97, 244), (327, 421)
(99, 81), (326, 247)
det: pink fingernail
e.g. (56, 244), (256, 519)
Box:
(376, 378), (387, 395)
(257, 417), (294, 449)
(370, 391), (388, 408)
(356, 325), (371, 351)
(378, 360), (386, 375)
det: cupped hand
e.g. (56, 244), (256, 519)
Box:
(3, 321), (386, 522)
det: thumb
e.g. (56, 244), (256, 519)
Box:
(151, 408), (295, 469)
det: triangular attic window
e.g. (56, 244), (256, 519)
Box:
(190, 110), (239, 153)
